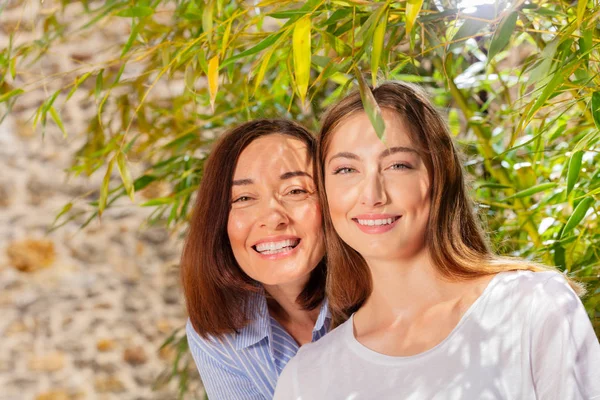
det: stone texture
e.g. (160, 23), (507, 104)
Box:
(0, 2), (202, 398)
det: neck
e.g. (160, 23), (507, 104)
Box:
(263, 278), (319, 327)
(360, 248), (456, 320)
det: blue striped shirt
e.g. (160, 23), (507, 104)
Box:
(186, 292), (330, 399)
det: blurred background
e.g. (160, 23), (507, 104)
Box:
(1, 0), (599, 399)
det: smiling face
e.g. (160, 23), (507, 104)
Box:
(324, 109), (431, 263)
(227, 134), (325, 288)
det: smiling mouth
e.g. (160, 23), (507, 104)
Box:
(352, 216), (401, 226)
(252, 239), (301, 255)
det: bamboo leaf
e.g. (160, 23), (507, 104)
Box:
(592, 91), (600, 130)
(293, 16), (311, 105)
(576, 0), (587, 28)
(488, 12), (518, 62)
(561, 196), (594, 238)
(116, 152), (135, 201)
(222, 31), (286, 68)
(566, 150), (583, 196)
(203, 0), (214, 39)
(405, 0), (423, 35)
(0, 88), (23, 103)
(355, 68), (386, 140)
(254, 46), (275, 93)
(208, 55), (219, 113)
(221, 17), (233, 59)
(371, 7), (388, 86)
(449, 19), (487, 51)
(116, 6), (154, 18)
(505, 182), (557, 200)
(525, 70), (564, 122)
(51, 202), (73, 227)
(121, 22), (142, 57)
(95, 69), (104, 99)
(66, 72), (92, 102)
(99, 157), (115, 217)
(9, 56), (16, 79)
(49, 106), (67, 138)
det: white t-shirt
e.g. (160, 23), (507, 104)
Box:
(274, 270), (600, 399)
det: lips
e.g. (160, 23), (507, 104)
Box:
(252, 236), (301, 256)
(351, 214), (401, 234)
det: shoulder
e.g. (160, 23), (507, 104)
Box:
(491, 269), (575, 300)
(186, 319), (239, 362)
(285, 318), (350, 371)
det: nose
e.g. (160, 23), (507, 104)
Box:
(258, 198), (289, 230)
(359, 172), (387, 207)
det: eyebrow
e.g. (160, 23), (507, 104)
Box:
(232, 170), (312, 186)
(327, 146), (418, 165)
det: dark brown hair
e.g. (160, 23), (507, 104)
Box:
(182, 119), (326, 338)
(316, 81), (583, 325)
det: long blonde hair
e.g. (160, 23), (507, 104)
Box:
(316, 81), (584, 326)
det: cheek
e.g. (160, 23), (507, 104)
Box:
(227, 210), (251, 248)
(325, 180), (356, 219)
(291, 199), (323, 236)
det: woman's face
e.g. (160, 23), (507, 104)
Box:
(324, 109), (431, 262)
(227, 134), (325, 288)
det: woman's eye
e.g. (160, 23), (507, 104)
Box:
(333, 167), (356, 175)
(287, 188), (308, 196)
(390, 163), (411, 170)
(232, 196), (252, 203)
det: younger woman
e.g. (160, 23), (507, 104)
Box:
(274, 82), (600, 399)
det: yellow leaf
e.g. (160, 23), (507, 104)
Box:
(293, 16), (311, 105)
(99, 157), (115, 217)
(577, 0), (587, 28)
(116, 152), (135, 201)
(405, 0), (424, 35)
(371, 7), (388, 86)
(221, 17), (233, 59)
(254, 46), (275, 94)
(208, 55), (219, 113)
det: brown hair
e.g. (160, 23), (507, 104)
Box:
(316, 81), (584, 325)
(182, 119), (326, 338)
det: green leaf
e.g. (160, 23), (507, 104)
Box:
(293, 16), (311, 105)
(0, 88), (23, 103)
(591, 92), (600, 130)
(99, 157), (115, 217)
(222, 31), (286, 68)
(116, 6), (154, 18)
(49, 106), (67, 138)
(51, 202), (73, 227)
(371, 7), (388, 86)
(254, 46), (276, 93)
(66, 72), (92, 102)
(488, 12), (518, 62)
(525, 69), (564, 122)
(405, 0), (424, 35)
(121, 22), (142, 57)
(449, 19), (487, 51)
(561, 196), (594, 238)
(133, 175), (157, 191)
(9, 56), (16, 79)
(116, 152), (135, 201)
(576, 0), (587, 27)
(505, 182), (557, 200)
(355, 67), (386, 140)
(566, 150), (584, 196)
(95, 69), (104, 99)
(141, 197), (173, 207)
(203, 0), (214, 38)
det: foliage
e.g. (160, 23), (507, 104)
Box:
(2, 0), (600, 395)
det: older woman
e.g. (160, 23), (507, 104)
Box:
(274, 82), (600, 399)
(181, 119), (329, 399)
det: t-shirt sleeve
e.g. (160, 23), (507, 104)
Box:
(186, 320), (266, 400)
(530, 273), (600, 399)
(273, 352), (299, 400)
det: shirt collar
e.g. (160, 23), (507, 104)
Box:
(234, 291), (331, 350)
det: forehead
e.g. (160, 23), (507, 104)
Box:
(233, 134), (311, 177)
(328, 109), (414, 154)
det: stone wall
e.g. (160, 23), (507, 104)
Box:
(1, 1), (202, 399)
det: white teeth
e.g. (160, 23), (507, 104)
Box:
(356, 218), (396, 226)
(255, 239), (300, 253)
